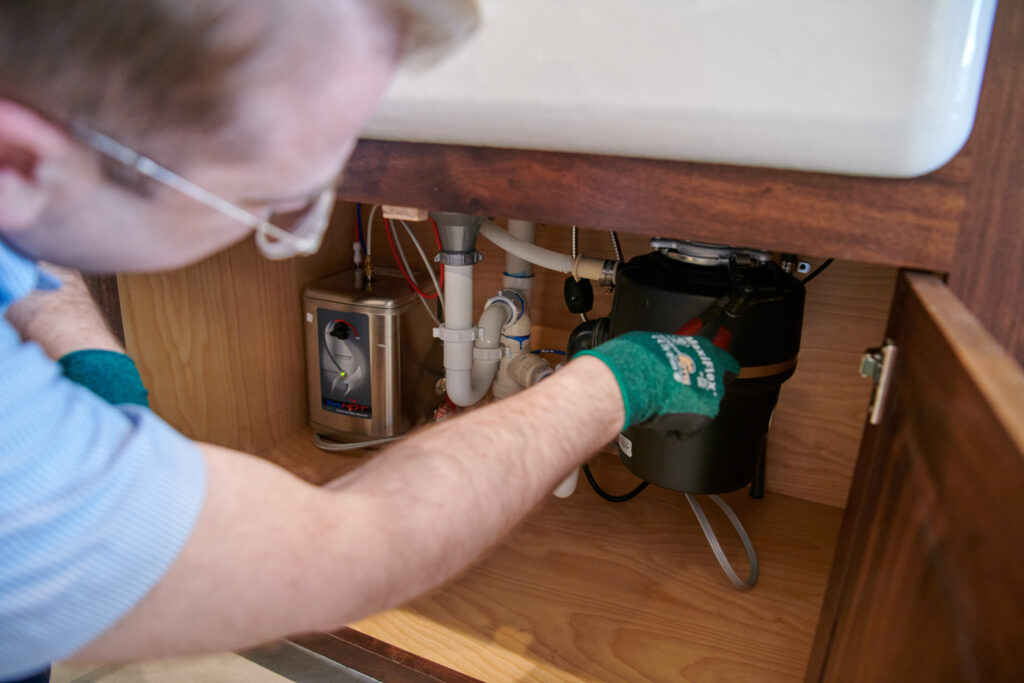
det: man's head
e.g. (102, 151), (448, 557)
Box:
(0, 0), (476, 271)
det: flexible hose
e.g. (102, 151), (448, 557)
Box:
(313, 432), (405, 451)
(386, 220), (440, 326)
(365, 204), (380, 259)
(386, 220), (437, 301)
(481, 221), (574, 273)
(582, 463), (648, 502)
(684, 493), (759, 590)
(571, 226), (587, 323)
(801, 258), (834, 284)
(355, 204), (366, 252)
(400, 220), (446, 315)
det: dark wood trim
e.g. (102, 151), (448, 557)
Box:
(337, 141), (970, 273)
(806, 272), (1024, 681)
(290, 629), (482, 683)
(804, 273), (910, 681)
(80, 273), (125, 346)
(948, 0), (1024, 365)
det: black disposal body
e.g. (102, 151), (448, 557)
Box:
(595, 245), (804, 494)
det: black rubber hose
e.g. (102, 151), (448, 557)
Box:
(801, 258), (835, 284)
(582, 463), (649, 502)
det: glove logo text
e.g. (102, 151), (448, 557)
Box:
(653, 334), (719, 397)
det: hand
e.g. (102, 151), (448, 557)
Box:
(576, 331), (739, 433)
(4, 264), (124, 359)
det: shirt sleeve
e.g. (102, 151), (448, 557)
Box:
(0, 320), (207, 678)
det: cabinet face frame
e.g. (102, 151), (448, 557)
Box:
(806, 272), (1024, 681)
(336, 139), (967, 273)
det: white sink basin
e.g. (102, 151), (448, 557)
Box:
(364, 0), (997, 178)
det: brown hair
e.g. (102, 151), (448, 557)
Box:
(0, 0), (275, 155)
(0, 0), (478, 160)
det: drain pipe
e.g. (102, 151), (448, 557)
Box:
(503, 219), (536, 303)
(431, 212), (511, 407)
(492, 219), (538, 399)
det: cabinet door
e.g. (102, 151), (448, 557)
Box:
(807, 272), (1024, 681)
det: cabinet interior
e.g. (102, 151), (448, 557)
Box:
(118, 201), (897, 680)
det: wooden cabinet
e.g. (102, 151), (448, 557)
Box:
(114, 2), (1022, 680)
(806, 273), (1024, 682)
(119, 225), (887, 680)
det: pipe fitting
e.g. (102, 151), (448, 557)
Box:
(486, 289), (525, 325)
(435, 250), (483, 266)
(443, 289), (512, 407)
(573, 257), (619, 287)
(506, 352), (554, 388)
(431, 211), (483, 255)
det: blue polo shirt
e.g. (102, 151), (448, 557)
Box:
(0, 240), (207, 678)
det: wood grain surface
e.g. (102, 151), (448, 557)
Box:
(259, 430), (844, 682)
(949, 0), (1024, 365)
(118, 206), (356, 452)
(336, 139), (969, 273)
(807, 272), (1024, 681)
(81, 274), (125, 346)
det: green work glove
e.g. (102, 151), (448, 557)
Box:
(577, 331), (739, 433)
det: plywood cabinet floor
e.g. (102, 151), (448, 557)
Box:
(261, 430), (845, 682)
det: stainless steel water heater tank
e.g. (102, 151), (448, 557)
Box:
(303, 269), (441, 441)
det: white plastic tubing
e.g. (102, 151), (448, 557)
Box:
(442, 264), (512, 407)
(481, 220), (570, 273)
(480, 220), (608, 281)
(503, 219), (536, 302)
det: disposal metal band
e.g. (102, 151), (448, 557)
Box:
(737, 356), (798, 379)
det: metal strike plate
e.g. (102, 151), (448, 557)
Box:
(861, 341), (897, 425)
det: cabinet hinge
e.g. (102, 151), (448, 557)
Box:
(860, 341), (897, 425)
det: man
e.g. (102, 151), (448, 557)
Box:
(0, 1), (737, 678)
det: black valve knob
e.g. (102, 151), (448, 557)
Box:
(330, 322), (351, 340)
(564, 276), (594, 315)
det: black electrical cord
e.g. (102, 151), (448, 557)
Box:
(801, 258), (835, 284)
(582, 463), (649, 502)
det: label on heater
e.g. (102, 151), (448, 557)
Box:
(318, 308), (372, 419)
(618, 433), (633, 458)
(323, 398), (372, 418)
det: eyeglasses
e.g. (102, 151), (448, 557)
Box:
(69, 122), (337, 260)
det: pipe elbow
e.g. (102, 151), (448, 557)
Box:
(477, 301), (512, 349)
(446, 301), (511, 407)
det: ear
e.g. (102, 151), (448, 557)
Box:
(0, 99), (71, 231)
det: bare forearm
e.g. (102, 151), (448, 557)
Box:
(4, 265), (123, 358)
(75, 356), (623, 661)
(320, 355), (624, 619)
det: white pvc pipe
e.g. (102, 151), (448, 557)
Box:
(476, 302), (508, 350)
(554, 469), (580, 498)
(504, 219), (536, 298)
(491, 220), (536, 400)
(443, 263), (510, 406)
(443, 264), (474, 330)
(506, 352), (553, 388)
(447, 303), (507, 406)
